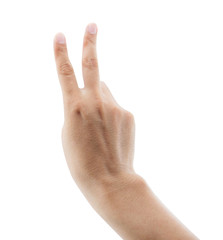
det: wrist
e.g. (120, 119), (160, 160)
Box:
(73, 165), (143, 201)
(91, 172), (153, 240)
(98, 172), (147, 200)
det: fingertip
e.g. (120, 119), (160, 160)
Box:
(54, 33), (68, 58)
(86, 23), (98, 35)
(54, 32), (66, 45)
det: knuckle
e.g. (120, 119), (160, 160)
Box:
(54, 45), (64, 56)
(73, 101), (83, 115)
(83, 35), (96, 47)
(94, 99), (104, 118)
(125, 110), (135, 122)
(65, 99), (83, 117)
(111, 105), (123, 116)
(58, 61), (74, 76)
(82, 57), (98, 70)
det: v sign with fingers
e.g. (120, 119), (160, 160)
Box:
(54, 22), (136, 187)
(53, 23), (199, 240)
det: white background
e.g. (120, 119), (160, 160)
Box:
(0, 0), (222, 239)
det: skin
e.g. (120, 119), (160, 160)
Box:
(53, 23), (199, 240)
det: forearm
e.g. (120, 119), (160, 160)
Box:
(88, 172), (199, 240)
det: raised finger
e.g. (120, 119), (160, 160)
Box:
(54, 33), (79, 97)
(82, 23), (100, 90)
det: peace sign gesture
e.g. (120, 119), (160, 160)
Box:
(53, 22), (135, 189)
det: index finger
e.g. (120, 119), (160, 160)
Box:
(54, 33), (79, 97)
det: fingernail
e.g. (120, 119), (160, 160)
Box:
(55, 33), (66, 44)
(87, 23), (97, 35)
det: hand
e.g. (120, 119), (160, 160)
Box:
(53, 23), (139, 199)
(53, 23), (199, 240)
